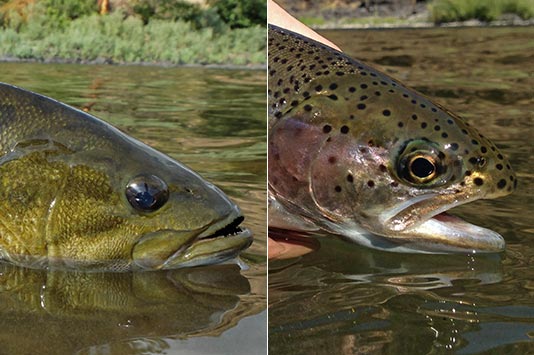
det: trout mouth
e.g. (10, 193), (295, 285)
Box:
(379, 193), (505, 253)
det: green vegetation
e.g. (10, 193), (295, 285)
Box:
(299, 16), (326, 27)
(341, 16), (421, 27)
(302, 15), (422, 28)
(0, 0), (266, 66)
(209, 0), (266, 28)
(429, 0), (534, 24)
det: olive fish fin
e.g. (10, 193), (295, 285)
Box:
(0, 138), (74, 165)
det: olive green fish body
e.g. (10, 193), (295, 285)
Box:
(268, 25), (515, 253)
(0, 83), (252, 270)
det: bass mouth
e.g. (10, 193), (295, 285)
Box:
(199, 216), (247, 240)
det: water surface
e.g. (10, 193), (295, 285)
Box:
(0, 62), (266, 355)
(269, 26), (533, 354)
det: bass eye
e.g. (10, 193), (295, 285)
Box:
(409, 156), (436, 179)
(126, 174), (169, 212)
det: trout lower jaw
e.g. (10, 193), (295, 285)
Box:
(377, 193), (505, 253)
(396, 212), (505, 253)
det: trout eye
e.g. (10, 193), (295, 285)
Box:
(396, 140), (452, 187)
(126, 174), (169, 212)
(409, 156), (436, 180)
(400, 153), (440, 184)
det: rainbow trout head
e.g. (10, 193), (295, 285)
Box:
(0, 83), (252, 271)
(268, 25), (516, 253)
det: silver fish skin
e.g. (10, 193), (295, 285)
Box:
(268, 24), (516, 253)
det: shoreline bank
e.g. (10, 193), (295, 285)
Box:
(310, 18), (534, 30)
(0, 56), (266, 70)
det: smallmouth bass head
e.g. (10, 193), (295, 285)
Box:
(268, 25), (515, 253)
(119, 164), (254, 271)
(50, 161), (253, 271)
(0, 83), (252, 271)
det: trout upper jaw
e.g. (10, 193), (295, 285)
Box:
(378, 192), (505, 253)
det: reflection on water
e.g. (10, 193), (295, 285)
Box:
(0, 263), (249, 354)
(269, 26), (534, 354)
(0, 62), (266, 354)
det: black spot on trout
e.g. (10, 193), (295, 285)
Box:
(268, 24), (516, 254)
(0, 83), (252, 271)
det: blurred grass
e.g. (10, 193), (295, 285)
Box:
(429, 0), (534, 23)
(299, 16), (326, 27)
(0, 0), (266, 65)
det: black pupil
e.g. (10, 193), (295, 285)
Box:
(411, 157), (435, 178)
(126, 175), (169, 212)
(135, 185), (156, 208)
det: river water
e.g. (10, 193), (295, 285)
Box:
(1, 25), (533, 355)
(0, 62), (266, 354)
(269, 26), (534, 354)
